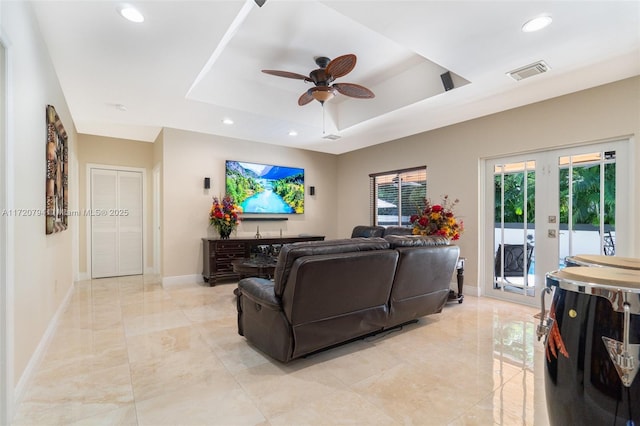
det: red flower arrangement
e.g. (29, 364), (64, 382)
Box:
(410, 195), (463, 240)
(209, 195), (241, 239)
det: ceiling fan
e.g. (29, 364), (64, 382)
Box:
(262, 54), (375, 106)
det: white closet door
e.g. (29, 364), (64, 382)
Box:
(91, 169), (118, 278)
(117, 171), (143, 275)
(91, 168), (143, 278)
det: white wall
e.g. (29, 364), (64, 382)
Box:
(160, 128), (339, 282)
(0, 6), (11, 422)
(337, 77), (640, 292)
(0, 0), (77, 406)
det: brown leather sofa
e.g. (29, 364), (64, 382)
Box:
(236, 236), (459, 362)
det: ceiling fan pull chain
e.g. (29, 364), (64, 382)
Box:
(322, 102), (326, 134)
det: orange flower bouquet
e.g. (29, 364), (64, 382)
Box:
(209, 195), (241, 239)
(410, 195), (463, 240)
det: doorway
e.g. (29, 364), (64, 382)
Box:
(152, 165), (161, 274)
(484, 140), (629, 306)
(89, 167), (144, 278)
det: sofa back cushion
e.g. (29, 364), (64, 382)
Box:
(382, 226), (414, 237)
(273, 237), (390, 297)
(384, 234), (451, 247)
(281, 249), (399, 358)
(387, 244), (460, 326)
(282, 250), (399, 325)
(351, 225), (385, 238)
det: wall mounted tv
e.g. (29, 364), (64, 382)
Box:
(225, 160), (304, 214)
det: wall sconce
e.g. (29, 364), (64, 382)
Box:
(309, 186), (315, 196)
(204, 177), (210, 189)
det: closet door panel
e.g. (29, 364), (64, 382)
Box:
(118, 171), (143, 276)
(91, 169), (118, 278)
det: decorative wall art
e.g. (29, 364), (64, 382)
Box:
(45, 105), (68, 234)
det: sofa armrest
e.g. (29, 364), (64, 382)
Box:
(238, 277), (281, 310)
(237, 277), (293, 362)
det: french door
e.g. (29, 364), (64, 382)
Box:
(484, 140), (629, 305)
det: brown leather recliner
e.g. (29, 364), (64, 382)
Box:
(237, 238), (397, 362)
(236, 236), (459, 362)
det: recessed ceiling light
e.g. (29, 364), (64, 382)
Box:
(522, 15), (552, 33)
(119, 6), (144, 23)
(222, 118), (234, 125)
(288, 130), (298, 136)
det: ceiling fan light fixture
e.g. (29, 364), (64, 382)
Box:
(311, 87), (336, 103)
(119, 6), (144, 23)
(522, 15), (552, 33)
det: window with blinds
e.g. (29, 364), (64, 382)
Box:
(369, 166), (427, 227)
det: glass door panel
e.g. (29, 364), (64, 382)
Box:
(493, 161), (535, 298)
(558, 151), (616, 265)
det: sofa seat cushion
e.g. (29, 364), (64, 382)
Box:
(273, 237), (390, 297)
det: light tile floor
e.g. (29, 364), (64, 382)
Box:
(12, 276), (550, 425)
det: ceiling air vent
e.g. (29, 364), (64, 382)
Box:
(507, 60), (550, 81)
(322, 134), (341, 140)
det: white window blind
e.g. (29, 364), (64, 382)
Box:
(369, 166), (427, 227)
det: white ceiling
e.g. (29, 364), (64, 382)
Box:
(31, 0), (640, 155)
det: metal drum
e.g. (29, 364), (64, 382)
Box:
(566, 254), (640, 270)
(539, 267), (640, 426)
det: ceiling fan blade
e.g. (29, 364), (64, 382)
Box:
(298, 90), (315, 106)
(333, 83), (375, 99)
(262, 70), (311, 82)
(326, 54), (356, 79)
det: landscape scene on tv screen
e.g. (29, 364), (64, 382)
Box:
(225, 160), (304, 214)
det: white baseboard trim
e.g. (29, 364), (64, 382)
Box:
(13, 280), (75, 407)
(76, 272), (90, 281)
(449, 282), (480, 298)
(161, 274), (204, 288)
(77, 270), (159, 281)
(462, 283), (480, 297)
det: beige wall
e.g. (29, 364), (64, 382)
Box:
(160, 128), (339, 280)
(338, 76), (640, 292)
(76, 135), (155, 277)
(2, 1), (77, 387)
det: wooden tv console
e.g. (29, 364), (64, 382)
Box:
(201, 235), (325, 285)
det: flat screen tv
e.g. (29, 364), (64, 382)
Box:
(225, 160), (304, 214)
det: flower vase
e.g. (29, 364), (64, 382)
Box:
(218, 228), (232, 239)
